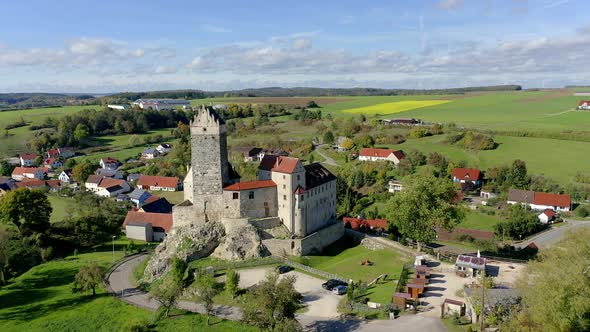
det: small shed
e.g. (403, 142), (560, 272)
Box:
(455, 254), (486, 277)
(415, 265), (431, 279)
(412, 277), (428, 285)
(442, 298), (465, 317)
(406, 283), (425, 299)
(392, 292), (411, 310)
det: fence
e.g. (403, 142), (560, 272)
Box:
(284, 259), (348, 282)
(206, 256), (283, 272)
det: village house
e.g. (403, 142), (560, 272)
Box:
(45, 179), (62, 192)
(0, 177), (16, 196)
(538, 209), (557, 224)
(43, 158), (63, 170)
(142, 148), (159, 159)
(358, 148), (405, 165)
(343, 217), (388, 231)
(95, 168), (123, 179)
(137, 175), (181, 192)
(95, 178), (131, 198)
(507, 188), (571, 212)
(455, 254), (486, 278)
(46, 147), (74, 159)
(235, 146), (263, 162)
(464, 287), (520, 324)
(15, 179), (47, 191)
(129, 188), (153, 207)
(19, 153), (38, 167)
(480, 189), (497, 199)
(452, 168), (482, 187)
(335, 136), (350, 152)
(59, 169), (74, 184)
(84, 175), (103, 191)
(11, 167), (46, 181)
(156, 143), (172, 154)
(99, 157), (120, 170)
(388, 180), (404, 194)
(140, 196), (173, 213)
(382, 118), (420, 126)
(578, 100), (590, 110)
(123, 211), (172, 242)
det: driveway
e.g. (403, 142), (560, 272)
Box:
(515, 219), (590, 249)
(313, 144), (339, 167)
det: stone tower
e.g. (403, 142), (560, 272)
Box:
(183, 105), (230, 222)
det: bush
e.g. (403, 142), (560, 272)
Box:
(408, 127), (430, 139)
(575, 205), (590, 218)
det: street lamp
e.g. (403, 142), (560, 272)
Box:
(112, 235), (117, 262)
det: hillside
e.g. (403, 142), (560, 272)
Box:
(0, 93), (95, 110)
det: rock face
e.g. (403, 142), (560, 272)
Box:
(361, 238), (385, 251)
(143, 221), (225, 282)
(212, 221), (269, 261)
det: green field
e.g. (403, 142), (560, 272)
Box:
(342, 100), (451, 115)
(47, 195), (77, 222)
(458, 211), (504, 231)
(0, 241), (256, 332)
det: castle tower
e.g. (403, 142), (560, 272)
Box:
(184, 105), (230, 222)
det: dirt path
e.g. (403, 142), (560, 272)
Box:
(314, 144), (339, 167)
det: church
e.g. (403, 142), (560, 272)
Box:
(172, 106), (343, 254)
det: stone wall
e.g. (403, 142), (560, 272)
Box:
(222, 186), (278, 219)
(249, 217), (282, 229)
(302, 179), (337, 235)
(300, 221), (344, 255)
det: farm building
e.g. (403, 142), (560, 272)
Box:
(133, 98), (190, 110)
(12, 167), (47, 181)
(382, 118), (420, 126)
(578, 100), (590, 110)
(123, 211), (172, 242)
(538, 209), (556, 224)
(388, 180), (404, 194)
(452, 168), (482, 187)
(19, 153), (38, 167)
(137, 175), (181, 191)
(507, 188), (571, 212)
(464, 287), (520, 324)
(342, 217), (388, 231)
(358, 148), (405, 164)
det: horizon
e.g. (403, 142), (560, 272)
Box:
(1, 0), (590, 93)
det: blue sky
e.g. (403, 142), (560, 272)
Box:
(1, 0), (589, 93)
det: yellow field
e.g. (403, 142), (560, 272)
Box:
(342, 100), (451, 114)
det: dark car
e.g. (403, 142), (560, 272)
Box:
(277, 265), (294, 274)
(321, 279), (348, 291)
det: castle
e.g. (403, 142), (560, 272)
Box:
(172, 106), (343, 255)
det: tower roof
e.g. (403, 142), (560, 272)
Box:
(192, 105), (225, 126)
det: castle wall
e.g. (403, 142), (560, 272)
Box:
(303, 179), (337, 234)
(299, 221), (344, 255)
(222, 186), (278, 219)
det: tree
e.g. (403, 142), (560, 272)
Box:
(193, 272), (219, 325)
(306, 100), (319, 108)
(494, 205), (540, 240)
(322, 131), (335, 144)
(0, 160), (14, 176)
(64, 158), (77, 169)
(502, 229), (590, 331)
(385, 175), (464, 250)
(339, 138), (354, 150)
(509, 159), (528, 189)
(73, 123), (90, 143)
(73, 263), (104, 296)
(225, 269), (240, 299)
(242, 272), (302, 331)
(72, 161), (98, 183)
(149, 275), (183, 317)
(0, 188), (52, 235)
(355, 134), (375, 148)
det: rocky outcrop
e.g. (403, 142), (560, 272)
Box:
(143, 221), (225, 282)
(361, 238), (385, 251)
(213, 220), (269, 261)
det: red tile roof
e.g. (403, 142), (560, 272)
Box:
(19, 153), (38, 160)
(578, 100), (590, 106)
(99, 178), (126, 189)
(137, 175), (179, 189)
(86, 174), (103, 184)
(223, 179), (277, 191)
(343, 217), (388, 230)
(123, 211), (173, 233)
(452, 168), (481, 180)
(47, 149), (59, 158)
(15, 179), (46, 188)
(271, 156), (300, 174)
(542, 209), (556, 218)
(45, 180), (62, 189)
(359, 148), (393, 158)
(391, 150), (405, 160)
(533, 192), (571, 208)
(12, 167), (44, 176)
(144, 194), (161, 204)
(293, 185), (306, 195)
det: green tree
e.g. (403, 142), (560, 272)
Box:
(73, 263), (104, 296)
(73, 123), (90, 143)
(149, 275), (183, 318)
(225, 269), (240, 299)
(339, 138), (354, 150)
(73, 161), (98, 183)
(0, 188), (52, 235)
(306, 100), (319, 108)
(509, 159), (528, 189)
(64, 158), (77, 169)
(193, 271), (219, 325)
(385, 175), (464, 251)
(322, 131), (335, 144)
(0, 160), (14, 176)
(242, 272), (302, 331)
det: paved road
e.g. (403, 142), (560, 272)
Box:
(314, 144), (339, 167)
(515, 220), (590, 249)
(299, 314), (447, 332)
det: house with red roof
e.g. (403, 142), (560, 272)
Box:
(43, 158), (64, 170)
(123, 211), (173, 241)
(452, 168), (482, 188)
(578, 100), (590, 110)
(223, 179), (278, 218)
(12, 167), (46, 181)
(538, 209), (557, 224)
(507, 188), (571, 212)
(19, 153), (39, 167)
(99, 157), (120, 170)
(136, 175), (181, 191)
(343, 217), (389, 231)
(358, 148), (405, 165)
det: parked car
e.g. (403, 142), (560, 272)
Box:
(332, 285), (348, 295)
(276, 265), (294, 274)
(322, 279), (348, 291)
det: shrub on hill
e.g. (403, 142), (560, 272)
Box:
(447, 131), (497, 150)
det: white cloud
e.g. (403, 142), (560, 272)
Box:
(293, 38), (312, 50)
(154, 65), (177, 74)
(439, 0), (464, 10)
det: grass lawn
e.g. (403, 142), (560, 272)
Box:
(458, 211), (504, 231)
(148, 190), (185, 204)
(0, 240), (255, 332)
(47, 194), (78, 223)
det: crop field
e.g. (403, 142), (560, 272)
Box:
(342, 100), (451, 115)
(192, 96), (352, 107)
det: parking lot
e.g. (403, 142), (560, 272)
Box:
(237, 267), (341, 319)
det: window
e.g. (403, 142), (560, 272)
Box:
(283, 175), (286, 179)
(264, 202), (268, 207)
(249, 191), (254, 199)
(297, 175), (300, 181)
(283, 184), (286, 189)
(301, 195), (304, 202)
(232, 193), (239, 199)
(283, 195), (287, 200)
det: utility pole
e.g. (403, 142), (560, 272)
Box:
(480, 271), (486, 332)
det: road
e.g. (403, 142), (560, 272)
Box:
(108, 254), (449, 331)
(515, 219), (590, 249)
(314, 144), (339, 167)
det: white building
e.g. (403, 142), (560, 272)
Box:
(507, 188), (571, 212)
(12, 167), (45, 181)
(123, 211), (172, 242)
(156, 143), (172, 154)
(19, 153), (38, 167)
(358, 148), (405, 165)
(107, 104), (130, 110)
(59, 169), (74, 184)
(133, 98), (190, 110)
(388, 180), (404, 194)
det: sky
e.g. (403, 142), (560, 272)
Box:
(1, 0), (589, 93)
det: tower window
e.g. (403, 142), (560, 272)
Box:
(301, 195), (304, 202)
(297, 175), (300, 181)
(232, 193), (239, 199)
(203, 128), (207, 132)
(283, 184), (286, 189)
(283, 195), (287, 200)
(249, 191), (254, 199)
